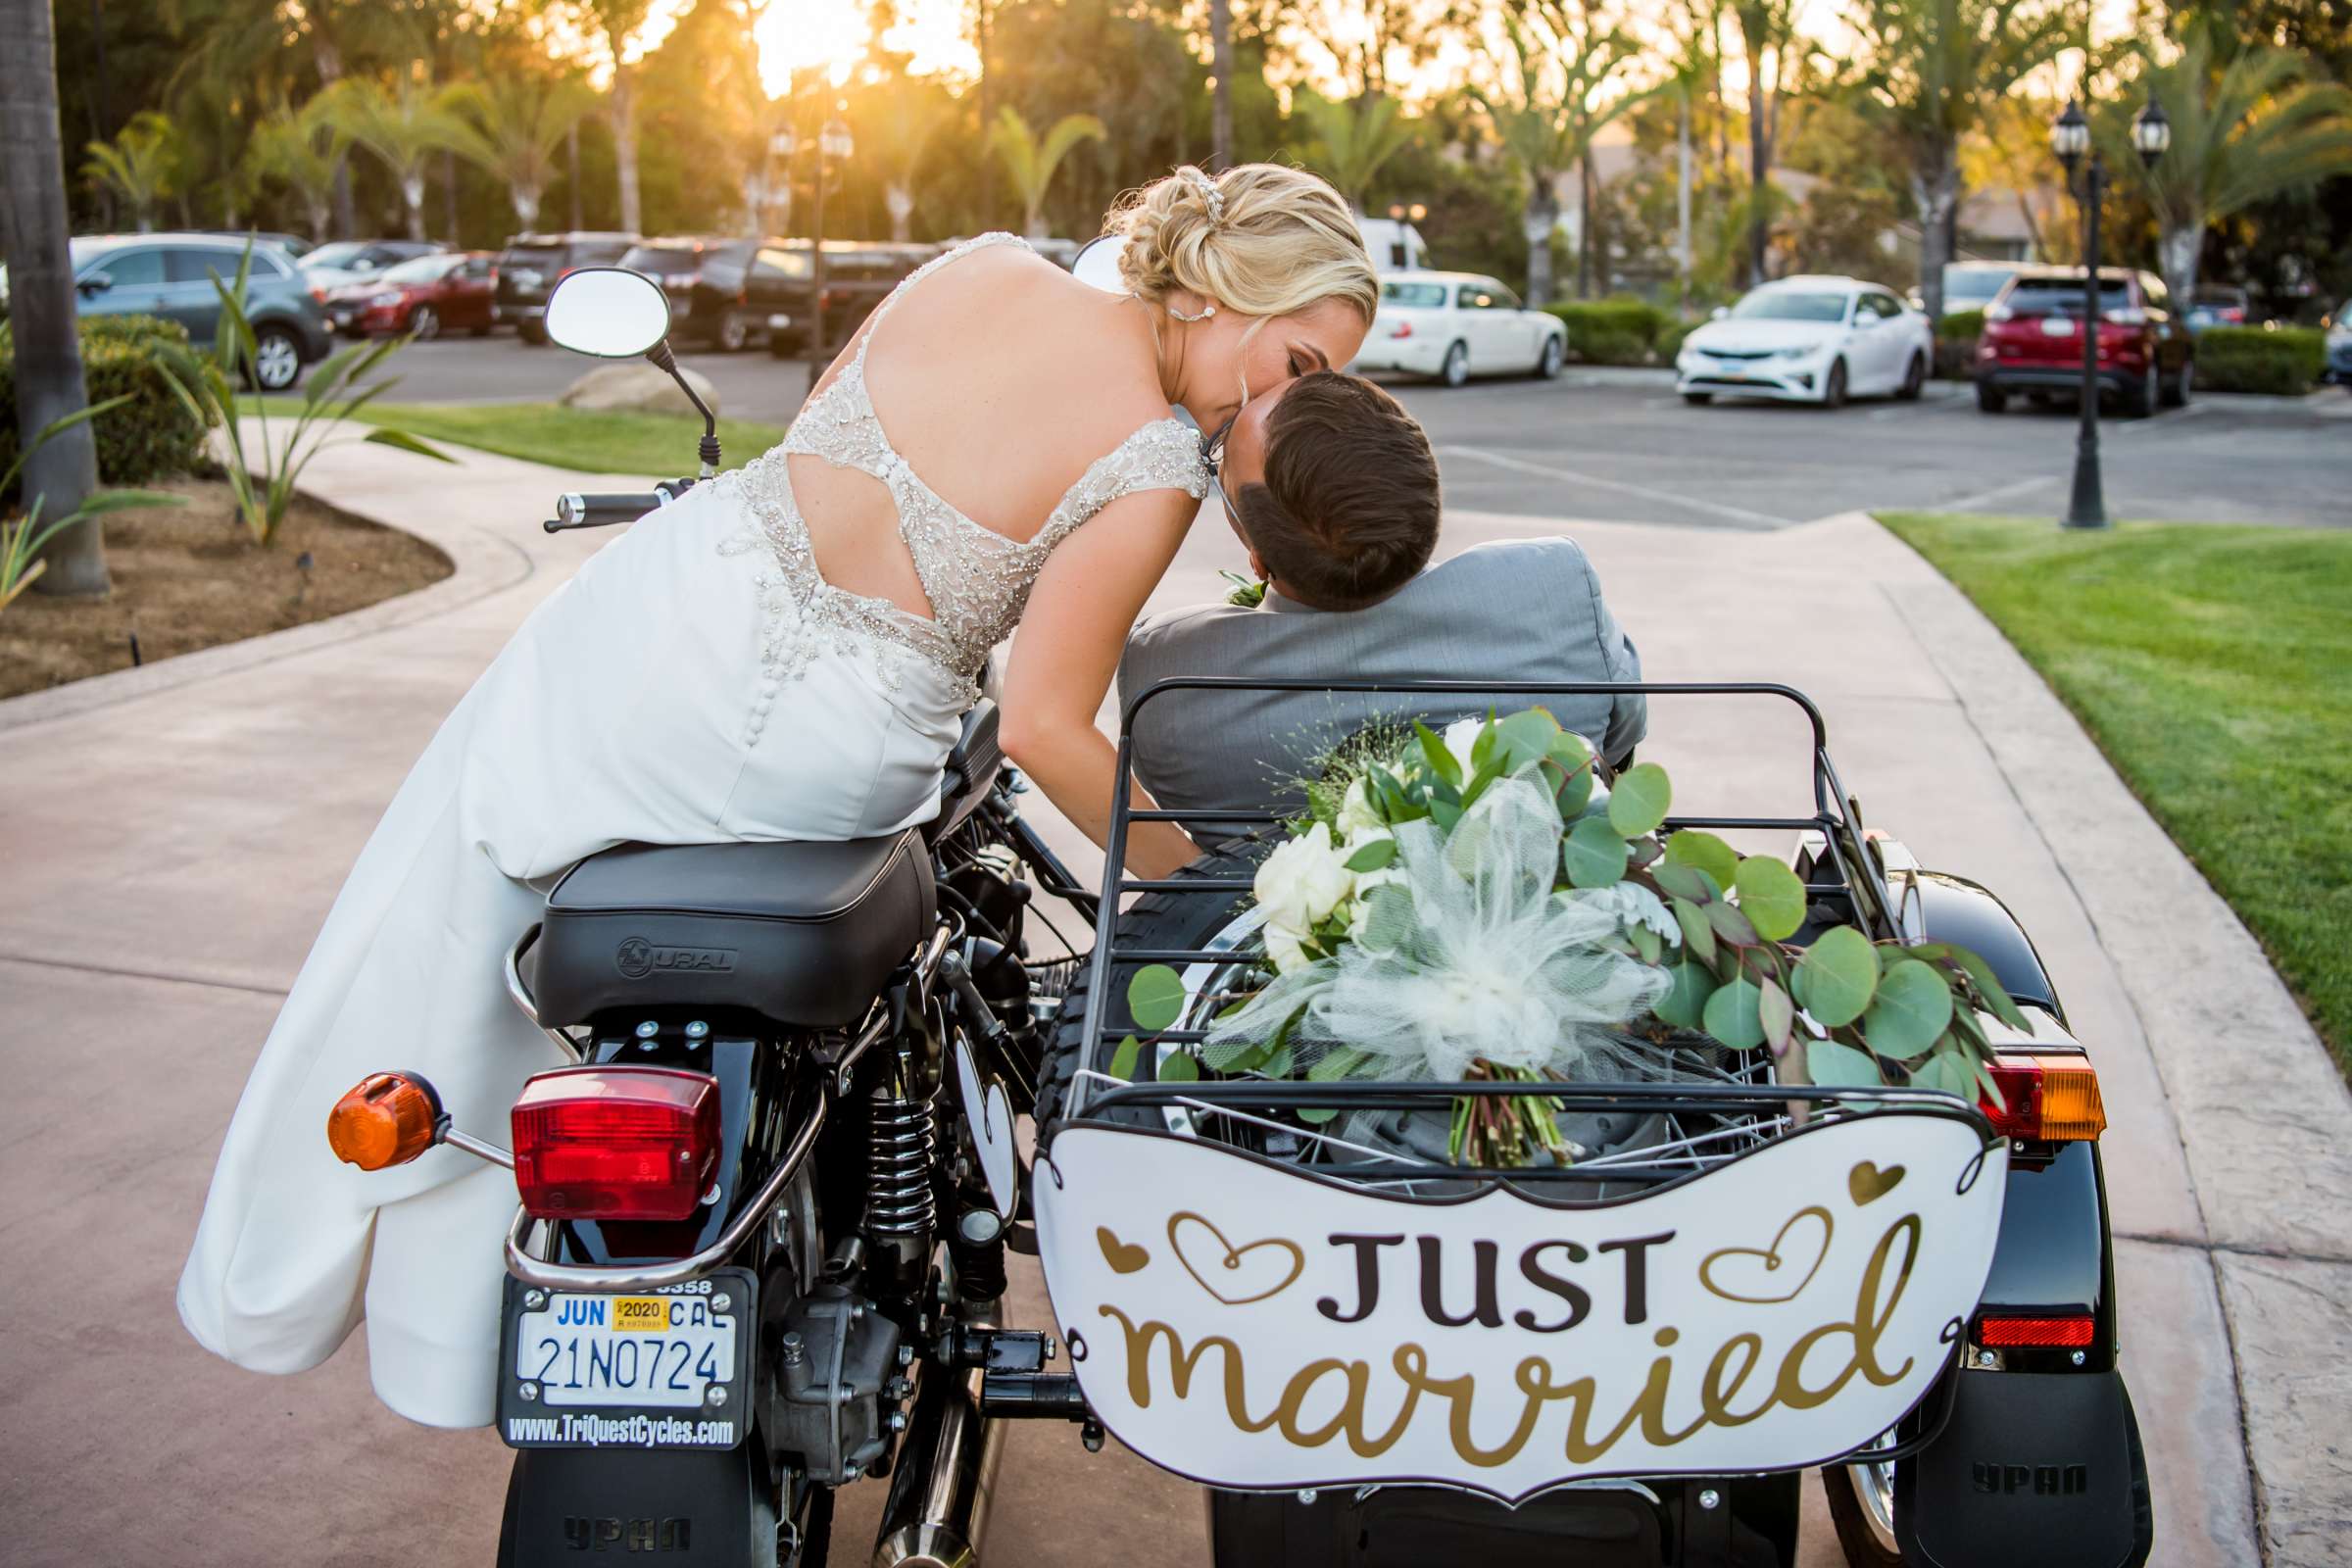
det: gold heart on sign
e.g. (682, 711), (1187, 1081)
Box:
(1167, 1211), (1304, 1307)
(1699, 1205), (1835, 1305)
(1097, 1226), (1150, 1274)
(1848, 1161), (1906, 1205)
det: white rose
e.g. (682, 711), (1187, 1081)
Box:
(1264, 921), (1313, 975)
(1443, 716), (1485, 777)
(1337, 776), (1384, 838)
(1253, 821), (1355, 936)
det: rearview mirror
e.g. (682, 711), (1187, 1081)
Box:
(77, 271), (115, 295)
(1070, 234), (1127, 294)
(545, 268), (672, 359)
(1710, 305), (1730, 320)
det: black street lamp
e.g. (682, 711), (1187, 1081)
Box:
(805, 109), (855, 393)
(2049, 94), (2171, 529)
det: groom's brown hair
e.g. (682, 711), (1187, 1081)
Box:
(1239, 372), (1440, 612)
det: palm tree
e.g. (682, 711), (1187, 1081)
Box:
(1293, 92), (1415, 214)
(582, 0), (659, 235)
(1730, 0), (1800, 285)
(2117, 34), (2352, 304)
(1470, 0), (1651, 308)
(3, 0), (108, 594)
(246, 97), (348, 241)
(864, 78), (955, 243)
(453, 74), (598, 232)
(988, 108), (1107, 239)
(81, 111), (178, 233)
(1843, 0), (2074, 323)
(317, 74), (474, 242)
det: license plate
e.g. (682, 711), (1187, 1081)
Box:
(2040, 317), (2077, 336)
(497, 1268), (754, 1450)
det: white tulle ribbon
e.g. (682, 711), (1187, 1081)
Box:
(1206, 776), (1672, 1085)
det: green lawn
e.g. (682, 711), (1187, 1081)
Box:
(250, 399), (787, 477)
(1879, 513), (2352, 1075)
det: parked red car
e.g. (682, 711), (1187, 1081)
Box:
(1974, 266), (2193, 417)
(325, 250), (498, 339)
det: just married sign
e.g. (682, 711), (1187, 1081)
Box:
(1034, 1111), (2006, 1498)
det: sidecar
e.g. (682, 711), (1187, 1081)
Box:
(1036, 680), (2152, 1568)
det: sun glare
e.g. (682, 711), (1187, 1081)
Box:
(752, 0), (977, 97)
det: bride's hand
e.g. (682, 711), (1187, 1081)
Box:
(999, 488), (1203, 878)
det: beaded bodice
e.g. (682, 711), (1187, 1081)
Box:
(714, 232), (1210, 706)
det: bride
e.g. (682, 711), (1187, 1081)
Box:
(177, 164), (1377, 1426)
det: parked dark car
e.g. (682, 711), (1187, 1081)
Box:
(2183, 285), (2253, 332)
(496, 232), (639, 343)
(2326, 299), (2352, 387)
(617, 237), (762, 350)
(65, 232), (331, 390)
(756, 240), (938, 359)
(1974, 266), (2193, 417)
(325, 250), (497, 339)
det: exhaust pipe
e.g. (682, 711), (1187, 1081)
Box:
(870, 1355), (1004, 1567)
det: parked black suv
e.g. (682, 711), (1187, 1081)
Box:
(755, 240), (937, 358)
(496, 232), (638, 344)
(617, 237), (765, 351)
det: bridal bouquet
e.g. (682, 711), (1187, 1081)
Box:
(1118, 708), (2033, 1168)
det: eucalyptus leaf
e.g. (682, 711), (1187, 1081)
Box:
(1807, 1038), (1883, 1088)
(1549, 755), (1594, 816)
(1673, 897), (1717, 964)
(1298, 1104), (1340, 1125)
(1706, 900), (1760, 949)
(1108, 1035), (1141, 1080)
(1344, 837), (1398, 873)
(1562, 816), (1631, 889)
(1734, 858), (1808, 943)
(1911, 1048), (1974, 1100)
(1652, 859), (1722, 905)
(1494, 709), (1564, 771)
(1632, 924), (1662, 964)
(1665, 830), (1740, 892)
(1308, 1046), (1370, 1082)
(1606, 761), (1672, 837)
(1653, 960), (1718, 1029)
(1126, 964), (1187, 1032)
(1261, 1043), (1295, 1080)
(1862, 958), (1955, 1060)
(1703, 974), (1765, 1051)
(1156, 1051), (1200, 1083)
(1759, 976), (1795, 1054)
(1792, 926), (1880, 1028)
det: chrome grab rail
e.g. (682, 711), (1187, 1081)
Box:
(504, 1093), (828, 1291)
(504, 923), (584, 1061)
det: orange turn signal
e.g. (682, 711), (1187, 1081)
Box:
(327, 1072), (443, 1170)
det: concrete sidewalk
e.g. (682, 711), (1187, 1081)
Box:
(1, 438), (2339, 1566)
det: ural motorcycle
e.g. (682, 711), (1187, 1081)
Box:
(322, 266), (2151, 1568)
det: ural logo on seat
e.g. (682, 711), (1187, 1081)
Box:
(615, 937), (738, 979)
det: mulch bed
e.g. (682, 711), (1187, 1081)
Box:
(0, 475), (452, 700)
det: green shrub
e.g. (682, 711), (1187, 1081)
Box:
(2194, 326), (2326, 395)
(0, 315), (206, 503)
(1655, 320), (1693, 364)
(1933, 310), (1985, 380)
(1547, 298), (1670, 362)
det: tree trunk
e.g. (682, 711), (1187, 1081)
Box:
(566, 121), (582, 231)
(0, 0), (109, 596)
(2159, 220), (2200, 309)
(611, 67), (640, 234)
(1677, 90), (1693, 305)
(1745, 74), (1769, 285)
(401, 172), (426, 241)
(441, 147), (459, 241)
(1523, 179), (1558, 307)
(1577, 154), (1593, 299)
(513, 183), (541, 229)
(1209, 0), (1234, 170)
(886, 182), (913, 242)
(332, 156), (355, 233)
(1910, 155), (1960, 325)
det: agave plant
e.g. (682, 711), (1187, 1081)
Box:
(155, 246), (451, 549)
(1, 398), (178, 614)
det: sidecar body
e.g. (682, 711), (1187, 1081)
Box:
(1037, 680), (2151, 1568)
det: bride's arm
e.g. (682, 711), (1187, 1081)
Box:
(999, 490), (1202, 879)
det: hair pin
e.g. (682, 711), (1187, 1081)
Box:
(1180, 167), (1226, 226)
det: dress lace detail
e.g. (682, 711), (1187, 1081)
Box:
(714, 231), (1210, 718)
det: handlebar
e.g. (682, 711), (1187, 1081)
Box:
(542, 478), (699, 533)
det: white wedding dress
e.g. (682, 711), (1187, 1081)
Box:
(177, 233), (1209, 1427)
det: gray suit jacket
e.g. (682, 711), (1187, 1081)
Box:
(1117, 536), (1643, 831)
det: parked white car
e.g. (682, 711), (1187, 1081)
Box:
(1352, 271), (1568, 386)
(1676, 275), (1933, 408)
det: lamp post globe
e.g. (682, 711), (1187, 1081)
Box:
(2132, 98), (2171, 166)
(2050, 101), (2091, 169)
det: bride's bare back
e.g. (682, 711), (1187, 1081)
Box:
(789, 237), (1185, 628)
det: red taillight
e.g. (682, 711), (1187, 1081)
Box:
(1980, 1054), (2106, 1142)
(1976, 1312), (2094, 1348)
(512, 1066), (719, 1222)
(1389, 320), (1414, 339)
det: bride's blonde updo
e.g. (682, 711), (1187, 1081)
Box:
(1104, 164), (1378, 323)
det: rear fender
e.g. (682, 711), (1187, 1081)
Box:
(1901, 869), (2063, 1021)
(496, 1443), (770, 1567)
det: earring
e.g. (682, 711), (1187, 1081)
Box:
(1166, 300), (1217, 323)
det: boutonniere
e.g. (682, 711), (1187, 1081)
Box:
(1220, 570), (1268, 609)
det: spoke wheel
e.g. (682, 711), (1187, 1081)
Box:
(1823, 358), (1848, 410)
(718, 311), (751, 352)
(411, 305), (439, 342)
(1536, 335), (1564, 379)
(1897, 352), (1926, 401)
(249, 326), (302, 391)
(1441, 341), (1469, 387)
(1822, 1443), (1905, 1566)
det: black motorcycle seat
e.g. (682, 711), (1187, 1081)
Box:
(524, 832), (936, 1031)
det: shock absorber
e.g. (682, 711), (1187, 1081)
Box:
(863, 1046), (938, 1298)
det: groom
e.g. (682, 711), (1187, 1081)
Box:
(1118, 371), (1645, 833)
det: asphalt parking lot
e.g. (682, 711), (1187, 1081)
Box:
(372, 332), (2351, 530)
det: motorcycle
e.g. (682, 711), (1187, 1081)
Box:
(323, 266), (2150, 1568)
